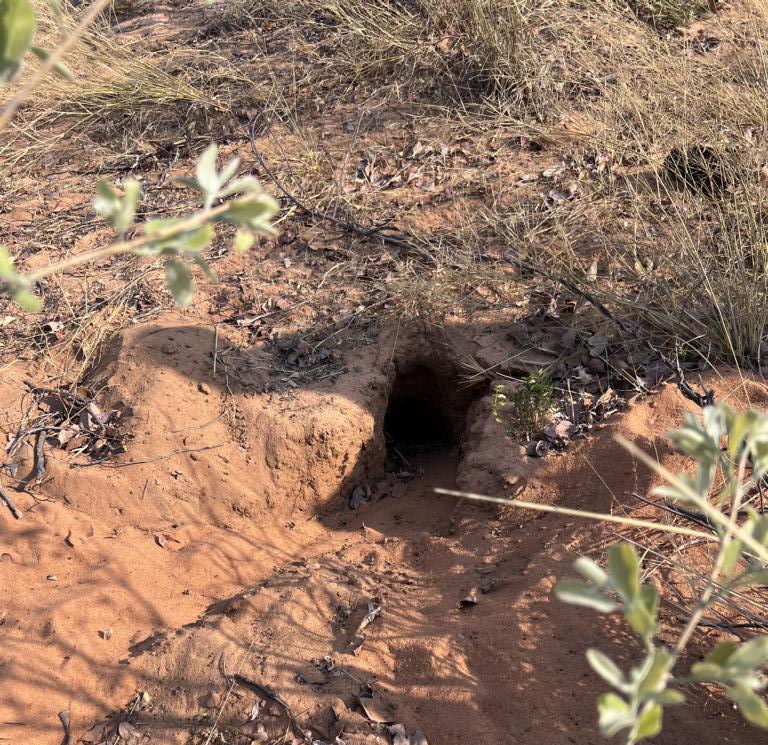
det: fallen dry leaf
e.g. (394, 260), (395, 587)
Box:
(358, 693), (397, 724)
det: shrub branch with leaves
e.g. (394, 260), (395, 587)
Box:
(556, 404), (768, 743)
(0, 144), (279, 310)
(0, 0), (279, 310)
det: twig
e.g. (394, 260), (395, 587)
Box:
(685, 619), (768, 630)
(19, 196), (264, 285)
(213, 325), (219, 379)
(434, 488), (717, 540)
(231, 674), (310, 744)
(248, 116), (437, 265)
(671, 450), (749, 657)
(0, 483), (22, 519)
(108, 443), (225, 468)
(24, 380), (88, 407)
(170, 411), (226, 433)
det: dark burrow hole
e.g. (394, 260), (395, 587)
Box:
(384, 364), (465, 457)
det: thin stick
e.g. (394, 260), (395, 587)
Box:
(111, 443), (224, 467)
(434, 488), (717, 541)
(170, 411), (226, 433)
(213, 325), (219, 378)
(0, 0), (112, 134)
(0, 483), (22, 519)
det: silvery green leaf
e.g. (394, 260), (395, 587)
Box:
(573, 557), (608, 586)
(586, 649), (626, 690)
(219, 176), (261, 197)
(652, 484), (700, 506)
(636, 648), (673, 697)
(144, 217), (182, 234)
(608, 543), (640, 602)
(223, 195), (279, 231)
(94, 181), (119, 217)
(596, 692), (633, 737)
(189, 253), (218, 283)
(752, 439), (768, 480)
(728, 410), (755, 459)
(722, 539), (744, 575)
(164, 259), (194, 307)
(195, 144), (220, 206)
(554, 579), (617, 613)
(625, 597), (658, 642)
(175, 224), (214, 252)
(175, 176), (201, 192)
(648, 690), (684, 705)
(732, 567), (768, 589)
(29, 45), (72, 79)
(727, 637), (768, 672)
(217, 155), (241, 187)
(94, 179), (140, 238)
(0, 245), (14, 277)
(689, 662), (728, 684)
(0, 59), (20, 83)
(631, 702), (663, 741)
(12, 287), (40, 311)
(703, 641), (738, 667)
(0, 246), (40, 311)
(0, 0), (36, 85)
(142, 217), (186, 252)
(116, 179), (140, 237)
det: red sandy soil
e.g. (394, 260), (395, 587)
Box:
(1, 314), (765, 745)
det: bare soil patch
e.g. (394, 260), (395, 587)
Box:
(0, 311), (763, 744)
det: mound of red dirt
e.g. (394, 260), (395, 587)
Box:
(1, 315), (765, 744)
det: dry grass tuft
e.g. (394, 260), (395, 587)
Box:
(3, 2), (257, 165)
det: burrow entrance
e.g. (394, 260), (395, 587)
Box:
(383, 362), (483, 460)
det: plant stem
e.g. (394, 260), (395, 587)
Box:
(671, 451), (747, 658)
(434, 489), (717, 540)
(22, 197), (250, 284)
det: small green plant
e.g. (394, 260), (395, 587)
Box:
(492, 369), (554, 439)
(556, 403), (768, 743)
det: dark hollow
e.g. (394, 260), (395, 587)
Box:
(384, 365), (455, 452)
(384, 396), (454, 449)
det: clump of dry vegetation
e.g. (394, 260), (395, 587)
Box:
(4, 0), (768, 381)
